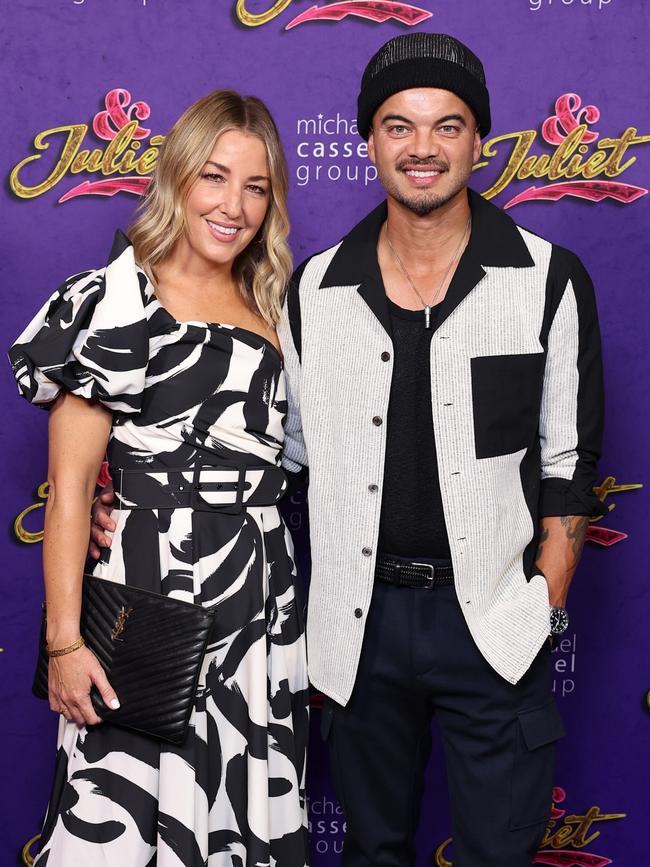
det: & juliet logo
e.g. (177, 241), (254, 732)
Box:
(10, 89), (162, 203)
(478, 93), (650, 208)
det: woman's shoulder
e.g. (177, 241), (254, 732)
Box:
(9, 230), (151, 413)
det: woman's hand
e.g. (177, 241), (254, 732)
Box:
(49, 645), (119, 725)
(89, 486), (116, 560)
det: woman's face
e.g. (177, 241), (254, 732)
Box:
(181, 129), (271, 272)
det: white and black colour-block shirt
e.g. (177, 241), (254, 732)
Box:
(278, 189), (604, 706)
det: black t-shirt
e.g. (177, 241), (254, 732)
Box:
(376, 298), (452, 559)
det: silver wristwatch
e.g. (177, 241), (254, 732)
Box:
(549, 606), (569, 635)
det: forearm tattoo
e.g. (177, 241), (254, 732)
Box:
(560, 515), (589, 568)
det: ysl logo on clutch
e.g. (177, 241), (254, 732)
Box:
(111, 606), (134, 641)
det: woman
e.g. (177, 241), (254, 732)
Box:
(9, 90), (309, 866)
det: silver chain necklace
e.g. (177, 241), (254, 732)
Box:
(384, 216), (471, 329)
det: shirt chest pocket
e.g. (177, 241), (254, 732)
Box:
(471, 352), (546, 459)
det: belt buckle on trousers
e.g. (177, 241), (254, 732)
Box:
(375, 555), (454, 589)
(411, 562), (436, 590)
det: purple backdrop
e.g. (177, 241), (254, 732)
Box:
(2, 1), (649, 864)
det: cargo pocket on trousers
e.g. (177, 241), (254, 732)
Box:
(509, 699), (565, 830)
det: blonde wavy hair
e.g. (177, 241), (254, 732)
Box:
(129, 90), (291, 326)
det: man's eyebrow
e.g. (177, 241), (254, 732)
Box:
(380, 114), (414, 126)
(379, 112), (469, 128)
(436, 114), (467, 127)
(204, 161), (269, 182)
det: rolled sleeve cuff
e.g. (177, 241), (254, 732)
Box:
(282, 454), (306, 474)
(539, 477), (608, 518)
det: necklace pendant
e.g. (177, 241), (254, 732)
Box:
(424, 305), (431, 329)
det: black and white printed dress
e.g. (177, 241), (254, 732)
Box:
(9, 232), (309, 867)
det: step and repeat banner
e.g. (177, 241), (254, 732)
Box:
(1, 1), (649, 864)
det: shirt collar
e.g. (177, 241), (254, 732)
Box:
(320, 187), (534, 291)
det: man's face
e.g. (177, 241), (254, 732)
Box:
(367, 88), (481, 215)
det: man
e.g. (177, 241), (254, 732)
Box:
(92, 32), (604, 867)
(278, 33), (604, 867)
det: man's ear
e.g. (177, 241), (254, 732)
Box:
(368, 130), (376, 165)
(473, 128), (482, 164)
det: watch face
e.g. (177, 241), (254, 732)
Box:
(550, 607), (569, 635)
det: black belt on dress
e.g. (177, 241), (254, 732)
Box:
(112, 463), (287, 514)
(375, 553), (454, 589)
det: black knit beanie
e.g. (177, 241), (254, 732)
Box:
(357, 33), (491, 140)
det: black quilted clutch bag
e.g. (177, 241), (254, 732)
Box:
(33, 574), (215, 744)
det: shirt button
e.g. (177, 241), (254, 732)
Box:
(381, 351), (391, 362)
(368, 483), (379, 493)
(362, 547), (372, 557)
(372, 416), (383, 426)
(354, 608), (363, 618)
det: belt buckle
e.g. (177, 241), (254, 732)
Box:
(412, 562), (436, 590)
(191, 463), (248, 514)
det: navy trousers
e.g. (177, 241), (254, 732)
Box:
(321, 579), (564, 867)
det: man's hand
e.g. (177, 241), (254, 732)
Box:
(89, 487), (116, 559)
(536, 515), (589, 608)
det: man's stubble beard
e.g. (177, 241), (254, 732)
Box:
(376, 163), (472, 217)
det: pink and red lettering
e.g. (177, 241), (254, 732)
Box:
(92, 88), (151, 141)
(504, 180), (647, 209)
(542, 94), (601, 146)
(285, 1), (432, 30)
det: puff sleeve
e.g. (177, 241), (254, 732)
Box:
(8, 236), (149, 416)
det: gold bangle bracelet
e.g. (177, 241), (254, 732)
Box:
(47, 636), (85, 657)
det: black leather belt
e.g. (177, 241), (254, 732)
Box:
(112, 464), (287, 515)
(375, 554), (454, 589)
